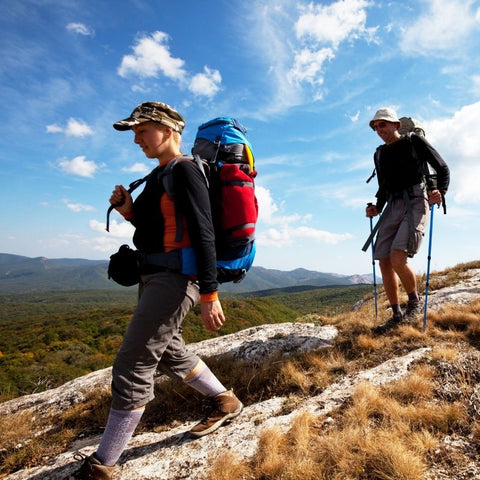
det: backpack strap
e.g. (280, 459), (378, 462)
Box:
(160, 155), (209, 242)
(105, 172), (152, 232)
(406, 133), (436, 189)
(407, 134), (446, 213)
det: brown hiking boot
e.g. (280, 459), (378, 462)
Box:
(372, 313), (404, 334)
(68, 453), (115, 480)
(405, 299), (424, 321)
(190, 389), (243, 437)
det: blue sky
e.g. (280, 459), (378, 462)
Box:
(1, 0), (480, 276)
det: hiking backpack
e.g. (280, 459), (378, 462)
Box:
(106, 117), (258, 285)
(366, 115), (435, 188)
(398, 116), (425, 137)
(163, 117), (258, 284)
(398, 116), (439, 191)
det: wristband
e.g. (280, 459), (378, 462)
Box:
(200, 291), (218, 303)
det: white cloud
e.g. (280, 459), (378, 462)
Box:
(66, 22), (94, 36)
(46, 118), (93, 137)
(90, 219), (133, 239)
(246, 0), (376, 112)
(57, 156), (100, 178)
(349, 110), (361, 122)
(399, 0), (480, 55)
(122, 163), (150, 174)
(46, 124), (63, 134)
(472, 75), (480, 96)
(118, 31), (186, 80)
(295, 0), (376, 48)
(290, 0), (376, 90)
(189, 66), (222, 98)
(64, 200), (95, 212)
(288, 47), (334, 86)
(425, 101), (480, 204)
(255, 185), (278, 223)
(255, 185), (352, 247)
(118, 31), (222, 98)
(65, 118), (93, 137)
(257, 226), (352, 247)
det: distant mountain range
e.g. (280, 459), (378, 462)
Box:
(0, 253), (373, 294)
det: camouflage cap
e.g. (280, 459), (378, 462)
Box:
(113, 101), (185, 133)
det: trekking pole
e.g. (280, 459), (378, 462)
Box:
(367, 203), (378, 318)
(423, 204), (435, 331)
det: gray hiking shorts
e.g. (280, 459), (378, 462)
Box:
(111, 271), (201, 410)
(374, 184), (429, 260)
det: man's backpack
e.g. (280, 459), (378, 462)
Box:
(398, 116), (439, 191)
(366, 115), (434, 187)
(398, 116), (425, 137)
(163, 117), (258, 284)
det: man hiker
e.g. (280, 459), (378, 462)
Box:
(365, 108), (450, 334)
(70, 102), (243, 479)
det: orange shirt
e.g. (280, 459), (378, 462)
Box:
(160, 192), (191, 252)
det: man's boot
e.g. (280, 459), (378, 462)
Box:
(372, 313), (404, 334)
(405, 299), (424, 321)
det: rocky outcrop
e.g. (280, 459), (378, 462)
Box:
(3, 269), (480, 480)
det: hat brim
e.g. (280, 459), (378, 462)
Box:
(369, 119), (401, 130)
(113, 117), (150, 131)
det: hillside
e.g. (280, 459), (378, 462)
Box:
(0, 284), (371, 400)
(0, 253), (373, 294)
(1, 261), (479, 479)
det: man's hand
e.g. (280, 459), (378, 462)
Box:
(200, 300), (226, 332)
(428, 189), (442, 206)
(366, 204), (379, 218)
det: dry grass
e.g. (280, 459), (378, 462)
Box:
(0, 389), (111, 475)
(207, 263), (480, 480)
(1, 262), (480, 479)
(418, 260), (480, 293)
(213, 369), (472, 480)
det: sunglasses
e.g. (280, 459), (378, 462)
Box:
(372, 121), (388, 131)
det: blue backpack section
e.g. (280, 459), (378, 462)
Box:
(178, 242), (256, 280)
(191, 117), (257, 284)
(195, 117), (254, 152)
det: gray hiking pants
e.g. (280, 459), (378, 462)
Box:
(374, 183), (429, 260)
(111, 271), (201, 410)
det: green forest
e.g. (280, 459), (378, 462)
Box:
(0, 284), (371, 402)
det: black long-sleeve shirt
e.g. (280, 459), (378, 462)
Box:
(128, 160), (217, 294)
(374, 134), (450, 212)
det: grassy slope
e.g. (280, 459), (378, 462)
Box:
(0, 285), (370, 401)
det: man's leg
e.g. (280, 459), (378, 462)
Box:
(390, 249), (417, 295)
(373, 256), (403, 333)
(390, 249), (423, 319)
(379, 256), (400, 306)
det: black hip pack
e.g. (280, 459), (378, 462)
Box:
(108, 244), (141, 286)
